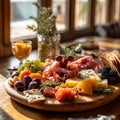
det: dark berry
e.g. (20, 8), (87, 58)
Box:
(61, 59), (68, 68)
(63, 59), (68, 64)
(101, 68), (109, 76)
(55, 55), (62, 61)
(109, 69), (118, 76)
(104, 67), (111, 72)
(108, 76), (117, 84)
(66, 56), (74, 61)
(101, 76), (107, 79)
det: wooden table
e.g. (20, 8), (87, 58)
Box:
(0, 36), (120, 120)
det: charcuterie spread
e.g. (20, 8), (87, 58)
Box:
(6, 49), (120, 111)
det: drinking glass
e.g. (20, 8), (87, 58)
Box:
(11, 40), (32, 66)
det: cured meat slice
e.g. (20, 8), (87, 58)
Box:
(67, 56), (101, 73)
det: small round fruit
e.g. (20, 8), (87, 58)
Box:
(100, 67), (110, 76)
(28, 81), (39, 89)
(109, 69), (118, 76)
(55, 55), (62, 61)
(23, 75), (32, 88)
(108, 76), (117, 84)
(61, 59), (68, 68)
(108, 75), (120, 84)
(32, 78), (41, 85)
(14, 81), (24, 91)
(66, 56), (74, 61)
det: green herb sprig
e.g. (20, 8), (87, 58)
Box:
(37, 81), (61, 94)
(61, 44), (76, 58)
(95, 88), (113, 95)
(27, 2), (57, 37)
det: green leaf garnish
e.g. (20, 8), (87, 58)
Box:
(61, 44), (76, 57)
(95, 88), (113, 95)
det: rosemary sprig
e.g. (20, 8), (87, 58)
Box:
(26, 2), (57, 36)
(61, 44), (76, 57)
(95, 88), (113, 95)
(37, 81), (61, 94)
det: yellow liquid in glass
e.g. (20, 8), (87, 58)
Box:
(12, 41), (32, 61)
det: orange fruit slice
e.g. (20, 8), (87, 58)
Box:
(29, 73), (42, 81)
(19, 70), (32, 82)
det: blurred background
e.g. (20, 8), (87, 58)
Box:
(0, 0), (120, 57)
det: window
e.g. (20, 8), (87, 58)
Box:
(95, 0), (108, 25)
(114, 0), (120, 21)
(52, 0), (69, 31)
(75, 0), (90, 30)
(10, 0), (38, 41)
(0, 0), (118, 57)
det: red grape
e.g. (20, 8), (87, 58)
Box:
(61, 59), (68, 68)
(63, 59), (68, 65)
(66, 56), (74, 61)
(55, 55), (62, 61)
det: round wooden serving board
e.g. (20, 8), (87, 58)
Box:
(5, 79), (120, 112)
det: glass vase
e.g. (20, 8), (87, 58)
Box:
(37, 34), (60, 62)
